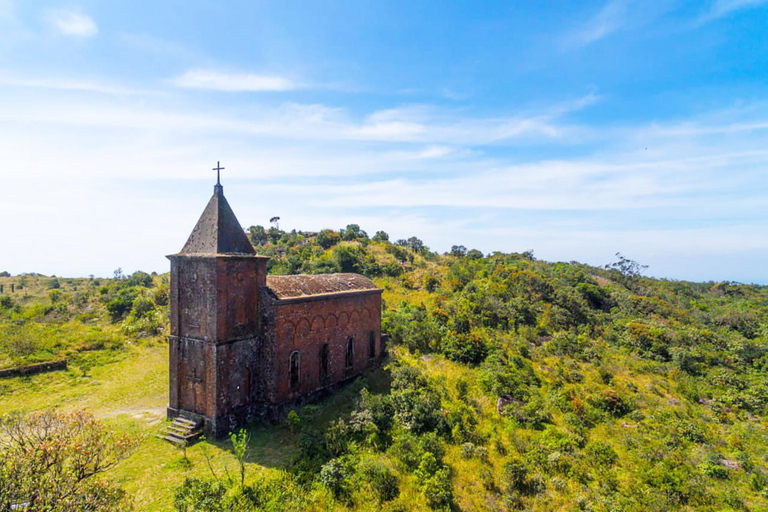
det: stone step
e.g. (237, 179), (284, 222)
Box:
(174, 417), (199, 427)
(158, 415), (204, 446)
(156, 434), (186, 446)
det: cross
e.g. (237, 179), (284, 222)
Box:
(213, 161), (224, 185)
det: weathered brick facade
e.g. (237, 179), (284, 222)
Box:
(167, 180), (383, 437)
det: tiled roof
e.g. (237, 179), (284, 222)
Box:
(266, 273), (378, 299)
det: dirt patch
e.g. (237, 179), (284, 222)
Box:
(104, 407), (166, 426)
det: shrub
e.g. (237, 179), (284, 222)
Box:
(699, 461), (728, 479)
(460, 442), (476, 459)
(174, 478), (226, 512)
(360, 460), (399, 503)
(0, 295), (15, 309)
(316, 229), (341, 249)
(584, 440), (618, 466)
(592, 389), (633, 417)
(443, 331), (488, 365)
(0, 410), (137, 512)
(320, 458), (351, 500)
(286, 410), (301, 433)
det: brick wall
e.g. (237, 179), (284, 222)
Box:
(270, 291), (382, 403)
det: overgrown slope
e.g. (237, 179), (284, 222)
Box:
(1, 224), (767, 511)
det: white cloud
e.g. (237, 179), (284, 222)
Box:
(701, 0), (768, 21)
(565, 0), (629, 47)
(48, 10), (98, 37)
(0, 88), (767, 282)
(0, 76), (157, 95)
(173, 69), (298, 92)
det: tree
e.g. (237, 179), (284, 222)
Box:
(341, 224), (368, 241)
(372, 231), (390, 242)
(450, 245), (467, 257)
(467, 249), (484, 260)
(605, 252), (648, 278)
(316, 229), (341, 249)
(246, 225), (268, 246)
(0, 409), (137, 512)
(269, 216), (281, 230)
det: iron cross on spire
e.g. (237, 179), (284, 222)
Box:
(213, 161), (225, 185)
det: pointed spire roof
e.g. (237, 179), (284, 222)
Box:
(178, 179), (255, 255)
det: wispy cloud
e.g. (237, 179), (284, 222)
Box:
(699, 0), (768, 22)
(0, 92), (593, 146)
(47, 9), (98, 37)
(0, 76), (158, 95)
(1, 86), (766, 281)
(564, 0), (629, 47)
(173, 69), (299, 92)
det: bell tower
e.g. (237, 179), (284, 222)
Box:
(167, 168), (269, 435)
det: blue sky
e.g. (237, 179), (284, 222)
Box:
(1, 0), (767, 283)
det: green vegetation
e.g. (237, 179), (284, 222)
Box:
(1, 224), (767, 511)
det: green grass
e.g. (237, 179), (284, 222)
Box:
(0, 342), (395, 511)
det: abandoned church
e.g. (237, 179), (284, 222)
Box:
(166, 175), (384, 437)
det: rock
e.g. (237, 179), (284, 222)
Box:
(497, 395), (514, 415)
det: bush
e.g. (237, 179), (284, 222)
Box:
(285, 410), (301, 433)
(316, 229), (341, 249)
(0, 295), (15, 309)
(320, 458), (350, 500)
(174, 478), (227, 512)
(0, 410), (137, 512)
(106, 287), (139, 321)
(360, 460), (399, 503)
(443, 331), (488, 365)
(699, 461), (729, 479)
(592, 389), (633, 417)
(584, 440), (618, 466)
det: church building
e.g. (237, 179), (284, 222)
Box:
(166, 174), (383, 437)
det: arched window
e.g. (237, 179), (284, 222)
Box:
(320, 343), (329, 382)
(368, 331), (376, 360)
(290, 350), (300, 390)
(345, 337), (354, 369)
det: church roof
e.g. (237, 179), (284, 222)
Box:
(178, 182), (255, 255)
(266, 274), (379, 300)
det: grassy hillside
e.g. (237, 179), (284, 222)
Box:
(1, 226), (767, 511)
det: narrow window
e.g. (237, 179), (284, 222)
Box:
(320, 343), (329, 381)
(290, 350), (300, 390)
(368, 331), (376, 360)
(345, 337), (354, 369)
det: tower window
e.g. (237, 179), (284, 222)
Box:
(368, 332), (376, 360)
(290, 350), (300, 390)
(345, 337), (354, 369)
(320, 343), (329, 382)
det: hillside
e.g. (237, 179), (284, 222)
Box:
(1, 225), (767, 511)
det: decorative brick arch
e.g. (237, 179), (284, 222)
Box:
(361, 308), (371, 320)
(325, 313), (338, 328)
(296, 318), (311, 337)
(311, 315), (325, 331)
(338, 311), (349, 327)
(350, 310), (361, 324)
